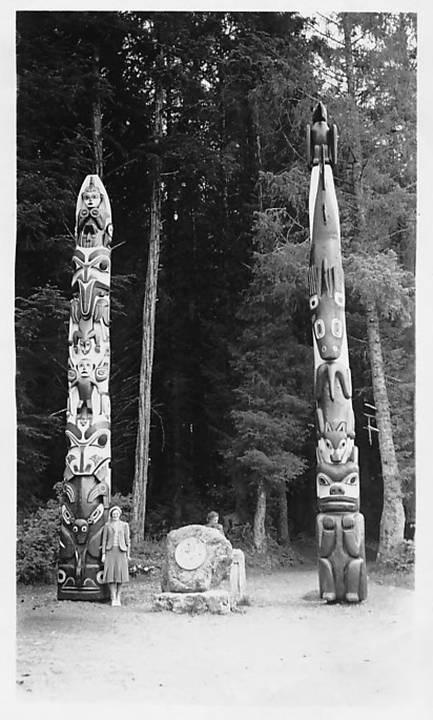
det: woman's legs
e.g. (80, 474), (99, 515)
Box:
(108, 582), (116, 604)
(116, 583), (122, 605)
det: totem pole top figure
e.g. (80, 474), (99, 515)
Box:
(307, 101), (338, 169)
(75, 174), (113, 248)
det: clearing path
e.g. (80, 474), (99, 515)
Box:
(16, 565), (426, 710)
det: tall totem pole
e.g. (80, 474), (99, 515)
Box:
(307, 103), (367, 603)
(57, 175), (113, 601)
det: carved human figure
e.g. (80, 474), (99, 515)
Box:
(76, 176), (112, 248)
(101, 506), (131, 606)
(317, 513), (367, 603)
(67, 357), (110, 425)
(82, 184), (102, 210)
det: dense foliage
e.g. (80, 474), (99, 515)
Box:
(16, 11), (415, 551)
(17, 499), (61, 583)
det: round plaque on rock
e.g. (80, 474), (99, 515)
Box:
(175, 537), (207, 570)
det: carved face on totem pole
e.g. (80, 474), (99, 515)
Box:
(317, 422), (354, 465)
(57, 474), (108, 600)
(315, 361), (355, 465)
(82, 184), (102, 210)
(65, 420), (110, 480)
(309, 179), (346, 362)
(316, 455), (360, 513)
(309, 281), (345, 361)
(76, 175), (112, 249)
(71, 247), (111, 320)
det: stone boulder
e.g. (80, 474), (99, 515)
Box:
(161, 524), (233, 593)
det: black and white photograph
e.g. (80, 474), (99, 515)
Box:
(7, 3), (432, 717)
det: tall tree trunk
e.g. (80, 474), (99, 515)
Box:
(366, 302), (405, 558)
(218, 66), (229, 230)
(277, 481), (290, 545)
(92, 46), (103, 178)
(251, 99), (263, 212)
(341, 13), (404, 558)
(253, 479), (267, 552)
(171, 370), (184, 527)
(341, 13), (366, 235)
(131, 82), (164, 543)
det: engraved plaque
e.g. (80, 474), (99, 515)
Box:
(175, 537), (207, 570)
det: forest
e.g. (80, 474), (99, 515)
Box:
(16, 11), (415, 570)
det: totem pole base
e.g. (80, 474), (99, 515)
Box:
(57, 558), (109, 601)
(316, 512), (367, 603)
(57, 585), (109, 602)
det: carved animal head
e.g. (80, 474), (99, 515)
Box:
(61, 501), (105, 545)
(316, 464), (359, 512)
(318, 422), (353, 464)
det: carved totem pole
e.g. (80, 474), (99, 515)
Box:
(57, 176), (113, 600)
(307, 103), (367, 602)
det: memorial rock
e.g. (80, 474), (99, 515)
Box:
(161, 524), (233, 593)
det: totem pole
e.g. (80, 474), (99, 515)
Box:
(307, 103), (367, 602)
(57, 176), (113, 600)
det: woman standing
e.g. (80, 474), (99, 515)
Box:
(101, 506), (131, 606)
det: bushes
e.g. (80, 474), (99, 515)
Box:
(382, 539), (415, 572)
(17, 499), (60, 583)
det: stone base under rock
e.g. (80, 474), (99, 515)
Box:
(153, 589), (231, 615)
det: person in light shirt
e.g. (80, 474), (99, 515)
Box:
(101, 506), (131, 606)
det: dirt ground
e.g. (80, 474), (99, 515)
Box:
(14, 558), (431, 716)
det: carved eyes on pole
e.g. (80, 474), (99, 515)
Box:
(318, 474), (332, 486)
(314, 318), (343, 340)
(87, 504), (104, 525)
(95, 365), (108, 382)
(335, 291), (344, 307)
(72, 524), (88, 534)
(68, 368), (77, 383)
(324, 438), (342, 452)
(314, 319), (325, 339)
(344, 473), (358, 486)
(62, 505), (73, 524)
(331, 319), (342, 338)
(310, 295), (319, 310)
